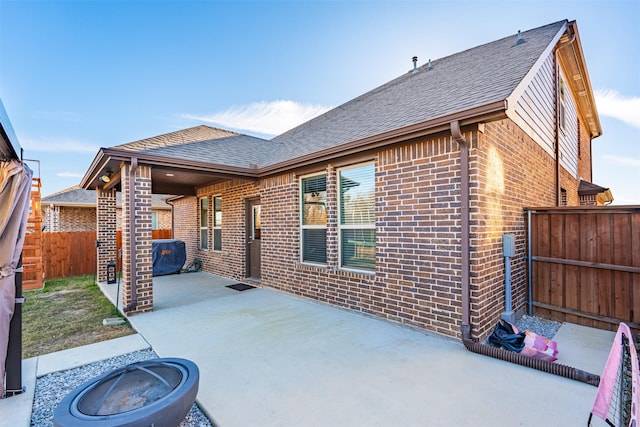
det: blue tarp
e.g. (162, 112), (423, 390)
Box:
(152, 239), (186, 276)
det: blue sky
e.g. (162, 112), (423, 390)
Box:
(1, 0), (638, 204)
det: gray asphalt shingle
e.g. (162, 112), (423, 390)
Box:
(106, 21), (565, 170)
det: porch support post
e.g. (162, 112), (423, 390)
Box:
(96, 188), (117, 283)
(121, 161), (153, 314)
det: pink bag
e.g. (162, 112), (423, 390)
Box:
(520, 330), (559, 362)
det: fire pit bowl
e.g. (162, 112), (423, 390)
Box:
(53, 358), (199, 427)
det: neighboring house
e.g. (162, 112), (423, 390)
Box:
(82, 20), (608, 341)
(42, 186), (172, 232)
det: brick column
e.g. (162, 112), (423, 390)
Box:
(121, 162), (153, 314)
(96, 188), (117, 283)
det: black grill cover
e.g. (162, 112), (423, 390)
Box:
(152, 239), (186, 276)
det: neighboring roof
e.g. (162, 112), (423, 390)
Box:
(0, 98), (21, 160)
(578, 179), (609, 196)
(42, 186), (171, 209)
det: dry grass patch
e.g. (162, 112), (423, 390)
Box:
(22, 275), (134, 358)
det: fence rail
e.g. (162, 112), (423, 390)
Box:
(527, 206), (640, 331)
(42, 229), (172, 280)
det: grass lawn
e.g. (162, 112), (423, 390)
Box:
(22, 275), (134, 358)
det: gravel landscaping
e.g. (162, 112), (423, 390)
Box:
(30, 349), (213, 427)
(516, 314), (562, 339)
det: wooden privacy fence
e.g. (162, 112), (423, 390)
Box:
(527, 206), (640, 331)
(42, 229), (172, 280)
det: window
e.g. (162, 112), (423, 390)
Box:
(559, 78), (566, 132)
(339, 163), (375, 271)
(199, 197), (208, 250)
(300, 174), (327, 264)
(151, 211), (158, 230)
(213, 196), (222, 251)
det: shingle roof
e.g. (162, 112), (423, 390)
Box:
(101, 21), (566, 171)
(43, 186), (171, 208)
(115, 125), (276, 168)
(268, 20), (566, 165)
(578, 179), (610, 196)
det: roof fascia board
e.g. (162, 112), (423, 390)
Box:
(101, 148), (259, 177)
(259, 101), (507, 177)
(79, 149), (110, 189)
(561, 21), (602, 137)
(505, 21), (569, 118)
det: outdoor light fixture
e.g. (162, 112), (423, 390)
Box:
(99, 172), (111, 183)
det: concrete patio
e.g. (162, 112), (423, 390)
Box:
(3, 271), (616, 426)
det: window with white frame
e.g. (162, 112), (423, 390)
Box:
(300, 173), (327, 264)
(559, 78), (567, 132)
(151, 211), (158, 230)
(339, 163), (375, 271)
(213, 196), (222, 251)
(199, 197), (208, 250)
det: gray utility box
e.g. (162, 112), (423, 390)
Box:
(502, 234), (515, 257)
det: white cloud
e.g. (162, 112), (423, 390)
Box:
(603, 155), (640, 167)
(183, 100), (332, 136)
(57, 171), (84, 178)
(594, 89), (640, 128)
(19, 136), (101, 153)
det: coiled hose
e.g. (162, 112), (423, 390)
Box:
(463, 338), (600, 386)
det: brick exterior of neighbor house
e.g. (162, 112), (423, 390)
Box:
(84, 20), (606, 340)
(42, 186), (172, 232)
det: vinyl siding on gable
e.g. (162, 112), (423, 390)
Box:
(558, 67), (580, 177)
(511, 53), (556, 157)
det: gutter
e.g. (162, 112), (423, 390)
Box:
(451, 124), (599, 387)
(124, 157), (138, 313)
(450, 121), (471, 340)
(553, 25), (576, 205)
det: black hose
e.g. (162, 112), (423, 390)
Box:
(463, 338), (600, 387)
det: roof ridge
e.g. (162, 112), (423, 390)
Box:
(42, 185), (81, 200)
(115, 124), (242, 151)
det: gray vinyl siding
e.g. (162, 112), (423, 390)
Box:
(512, 54), (556, 157)
(510, 53), (579, 178)
(558, 67), (580, 177)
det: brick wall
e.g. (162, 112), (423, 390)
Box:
(96, 189), (117, 283)
(171, 117), (588, 340)
(173, 180), (260, 279)
(470, 119), (586, 339)
(45, 207), (96, 231)
(44, 206), (170, 232)
(121, 164), (153, 314)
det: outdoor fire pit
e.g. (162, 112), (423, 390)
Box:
(53, 358), (199, 427)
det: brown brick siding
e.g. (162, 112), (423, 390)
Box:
(170, 117), (590, 341)
(470, 119), (587, 339)
(96, 189), (117, 282)
(121, 164), (153, 314)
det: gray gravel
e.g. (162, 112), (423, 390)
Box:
(515, 314), (562, 339)
(31, 349), (213, 427)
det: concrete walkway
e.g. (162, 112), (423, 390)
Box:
(3, 272), (616, 426)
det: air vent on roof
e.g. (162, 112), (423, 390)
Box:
(427, 59), (432, 70)
(412, 56), (418, 73)
(515, 30), (525, 45)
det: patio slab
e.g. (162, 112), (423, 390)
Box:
(123, 272), (604, 427)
